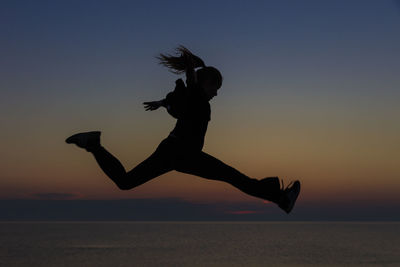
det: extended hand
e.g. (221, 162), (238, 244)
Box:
(143, 101), (162, 111)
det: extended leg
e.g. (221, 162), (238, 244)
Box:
(66, 132), (173, 190)
(174, 151), (280, 201)
(91, 145), (173, 190)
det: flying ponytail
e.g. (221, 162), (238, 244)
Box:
(157, 45), (206, 74)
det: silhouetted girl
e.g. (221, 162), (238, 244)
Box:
(66, 46), (300, 213)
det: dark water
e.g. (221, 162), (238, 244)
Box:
(0, 222), (399, 266)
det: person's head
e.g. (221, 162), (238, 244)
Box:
(196, 66), (223, 101)
(157, 46), (223, 100)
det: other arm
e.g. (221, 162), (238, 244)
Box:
(183, 51), (204, 88)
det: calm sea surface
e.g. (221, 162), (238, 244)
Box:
(0, 222), (399, 266)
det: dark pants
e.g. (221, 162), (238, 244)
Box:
(91, 137), (279, 201)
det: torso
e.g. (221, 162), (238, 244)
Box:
(169, 83), (211, 151)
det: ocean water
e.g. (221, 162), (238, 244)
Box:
(0, 222), (399, 266)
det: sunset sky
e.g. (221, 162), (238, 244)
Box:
(1, 1), (399, 219)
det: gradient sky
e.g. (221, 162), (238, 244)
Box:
(1, 0), (399, 216)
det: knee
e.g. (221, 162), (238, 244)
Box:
(116, 182), (133, 191)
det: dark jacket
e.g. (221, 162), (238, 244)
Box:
(163, 79), (211, 151)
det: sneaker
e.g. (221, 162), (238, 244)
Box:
(278, 180), (301, 214)
(65, 131), (101, 152)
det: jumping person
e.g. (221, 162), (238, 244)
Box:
(65, 46), (301, 213)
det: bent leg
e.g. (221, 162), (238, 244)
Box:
(175, 151), (267, 200)
(91, 145), (173, 190)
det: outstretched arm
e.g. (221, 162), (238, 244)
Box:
(143, 78), (186, 113)
(143, 99), (166, 111)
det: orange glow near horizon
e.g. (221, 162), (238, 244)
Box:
(1, 108), (399, 205)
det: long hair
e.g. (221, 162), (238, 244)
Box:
(157, 45), (206, 74)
